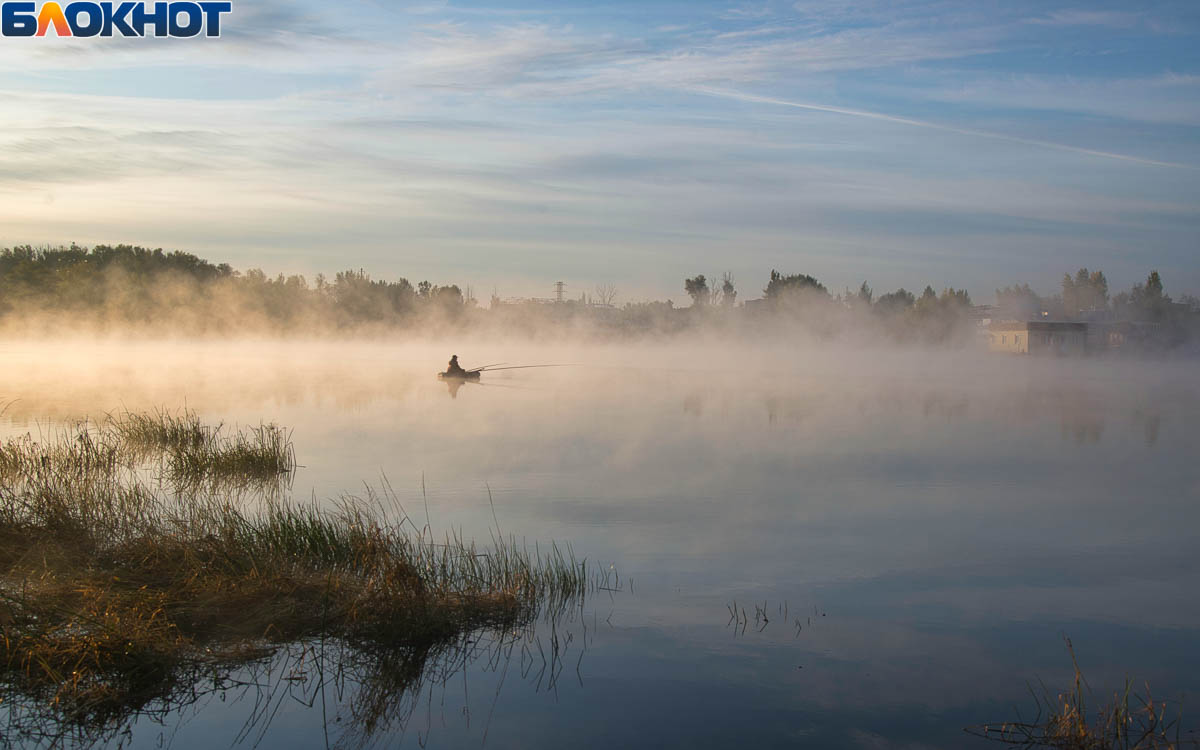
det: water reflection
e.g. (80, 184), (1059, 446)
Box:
(443, 377), (467, 399)
(2, 616), (596, 750)
(2, 341), (1199, 748)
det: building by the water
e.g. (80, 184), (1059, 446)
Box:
(988, 321), (1088, 355)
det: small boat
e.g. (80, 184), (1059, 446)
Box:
(437, 370), (480, 381)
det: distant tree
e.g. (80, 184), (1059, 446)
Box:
(941, 287), (972, 308)
(431, 284), (464, 309)
(1061, 273), (1076, 314)
(875, 288), (915, 316)
(0, 243), (240, 325)
(1118, 270), (1171, 322)
(1084, 269), (1108, 311)
(764, 270), (828, 301)
(1062, 268), (1109, 316)
(857, 281), (873, 306)
(684, 275), (711, 307)
(720, 272), (736, 307)
(595, 283), (617, 307)
(761, 271), (832, 331)
(910, 286), (972, 343)
(1145, 271), (1164, 298)
(996, 283), (1041, 320)
(330, 269), (416, 322)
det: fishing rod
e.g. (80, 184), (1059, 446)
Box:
(473, 381), (534, 390)
(467, 362), (507, 373)
(472, 364), (575, 373)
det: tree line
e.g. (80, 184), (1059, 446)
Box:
(1, 243), (1196, 343)
(0, 244), (466, 333)
(683, 270), (975, 342)
(995, 268), (1194, 324)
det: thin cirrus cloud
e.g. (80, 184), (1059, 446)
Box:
(1025, 10), (1148, 29)
(0, 0), (1197, 298)
(686, 86), (1199, 170)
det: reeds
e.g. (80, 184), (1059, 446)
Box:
(109, 408), (210, 454)
(968, 640), (1197, 749)
(0, 413), (597, 734)
(0, 426), (122, 484)
(0, 409), (295, 489)
(110, 408), (296, 482)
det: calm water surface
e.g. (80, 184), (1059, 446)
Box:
(3, 340), (1199, 749)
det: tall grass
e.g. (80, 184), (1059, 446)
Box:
(0, 426), (122, 483)
(0, 409), (295, 489)
(969, 640), (1197, 749)
(110, 408), (209, 454)
(110, 408), (296, 481)
(0, 413), (598, 735)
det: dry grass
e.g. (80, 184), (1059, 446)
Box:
(969, 640), (1198, 749)
(0, 427), (122, 484)
(109, 408), (210, 454)
(0, 414), (594, 735)
(0, 410), (295, 491)
(111, 408), (296, 482)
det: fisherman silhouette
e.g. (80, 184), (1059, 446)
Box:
(446, 355), (467, 377)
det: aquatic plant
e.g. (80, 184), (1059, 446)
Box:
(110, 408), (296, 481)
(968, 640), (1197, 749)
(0, 425), (122, 484)
(109, 408), (210, 454)
(0, 410), (295, 489)
(0, 416), (598, 737)
(163, 421), (295, 484)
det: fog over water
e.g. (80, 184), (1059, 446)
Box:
(3, 338), (1199, 748)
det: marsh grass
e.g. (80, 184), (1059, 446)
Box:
(969, 640), (1198, 749)
(109, 408), (209, 455)
(0, 415), (595, 735)
(0, 410), (295, 490)
(0, 427), (122, 484)
(110, 408), (296, 482)
(164, 422), (295, 486)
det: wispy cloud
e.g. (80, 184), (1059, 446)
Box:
(1025, 9), (1145, 28)
(871, 70), (1200, 126)
(1, 0), (1198, 296)
(689, 86), (1198, 169)
(721, 3), (774, 21)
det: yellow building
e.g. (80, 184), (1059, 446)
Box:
(988, 321), (1087, 355)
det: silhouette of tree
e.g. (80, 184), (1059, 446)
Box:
(764, 270), (827, 300)
(857, 281), (873, 306)
(684, 275), (711, 306)
(875, 288), (915, 316)
(1062, 268), (1109, 316)
(996, 283), (1041, 320)
(594, 283), (617, 307)
(1117, 270), (1171, 322)
(720, 273), (736, 307)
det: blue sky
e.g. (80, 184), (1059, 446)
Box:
(1, 0), (1198, 303)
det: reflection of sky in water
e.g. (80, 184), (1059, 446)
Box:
(2, 340), (1199, 748)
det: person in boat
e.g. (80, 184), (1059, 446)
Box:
(446, 355), (468, 377)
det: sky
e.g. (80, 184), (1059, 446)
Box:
(1, 0), (1198, 304)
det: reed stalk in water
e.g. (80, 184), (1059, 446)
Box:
(968, 640), (1196, 749)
